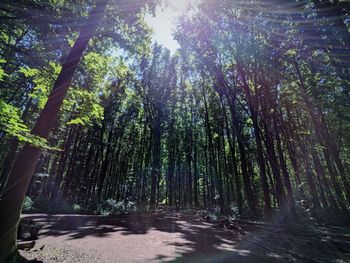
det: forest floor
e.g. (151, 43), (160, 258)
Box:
(19, 207), (350, 263)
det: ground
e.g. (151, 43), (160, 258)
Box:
(19, 208), (350, 263)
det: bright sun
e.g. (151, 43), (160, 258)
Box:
(145, 0), (194, 54)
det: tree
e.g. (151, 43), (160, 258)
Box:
(0, 0), (161, 260)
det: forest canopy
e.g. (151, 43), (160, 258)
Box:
(1, 0), (350, 215)
(0, 1), (350, 261)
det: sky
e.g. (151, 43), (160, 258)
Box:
(145, 0), (194, 54)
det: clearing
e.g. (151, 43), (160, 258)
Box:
(20, 208), (350, 263)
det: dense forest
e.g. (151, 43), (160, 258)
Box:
(0, 0), (350, 262)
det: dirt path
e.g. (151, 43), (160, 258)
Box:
(20, 209), (350, 263)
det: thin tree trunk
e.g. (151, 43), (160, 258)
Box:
(239, 71), (272, 216)
(150, 107), (162, 206)
(221, 98), (242, 213)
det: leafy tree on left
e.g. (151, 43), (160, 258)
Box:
(0, 1), (157, 262)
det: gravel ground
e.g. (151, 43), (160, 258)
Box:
(19, 210), (350, 263)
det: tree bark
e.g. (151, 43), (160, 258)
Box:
(150, 107), (162, 206)
(0, 1), (107, 261)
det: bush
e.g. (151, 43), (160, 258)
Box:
(229, 204), (239, 217)
(73, 203), (81, 212)
(22, 196), (33, 212)
(33, 197), (83, 214)
(97, 199), (137, 216)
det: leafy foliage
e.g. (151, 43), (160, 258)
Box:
(0, 100), (49, 148)
(22, 196), (34, 212)
(97, 199), (137, 216)
(0, 0), (349, 221)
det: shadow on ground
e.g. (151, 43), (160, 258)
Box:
(21, 208), (350, 263)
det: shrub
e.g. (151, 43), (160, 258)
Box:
(98, 199), (137, 215)
(34, 197), (82, 213)
(22, 196), (33, 212)
(229, 204), (239, 217)
(73, 203), (81, 212)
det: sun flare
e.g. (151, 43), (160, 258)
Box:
(145, 0), (195, 53)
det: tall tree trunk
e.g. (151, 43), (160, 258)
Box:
(273, 113), (296, 217)
(193, 140), (199, 207)
(50, 126), (75, 200)
(167, 144), (175, 206)
(239, 70), (272, 216)
(259, 82), (287, 211)
(293, 59), (350, 205)
(221, 98), (242, 213)
(311, 148), (340, 211)
(281, 106), (306, 200)
(224, 91), (254, 211)
(185, 116), (193, 207)
(97, 128), (113, 200)
(0, 1), (107, 261)
(150, 107), (162, 206)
